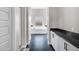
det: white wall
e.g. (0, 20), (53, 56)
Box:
(49, 7), (59, 28)
(49, 7), (79, 44)
(49, 7), (59, 43)
(11, 7), (28, 50)
(12, 7), (21, 51)
(58, 7), (64, 29)
(21, 7), (28, 48)
(63, 7), (79, 33)
(49, 7), (79, 33)
(29, 8), (48, 26)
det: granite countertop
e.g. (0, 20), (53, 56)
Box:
(50, 28), (79, 48)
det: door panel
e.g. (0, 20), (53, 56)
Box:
(0, 21), (8, 27)
(0, 35), (9, 44)
(0, 8), (11, 51)
(0, 7), (8, 12)
(0, 41), (10, 51)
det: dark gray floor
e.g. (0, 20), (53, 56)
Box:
(27, 34), (55, 51)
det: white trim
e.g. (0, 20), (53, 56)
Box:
(8, 8), (12, 50)
(25, 7), (29, 45)
(11, 8), (21, 51)
(20, 7), (28, 49)
(11, 8), (15, 50)
(25, 8), (27, 46)
(28, 8), (31, 44)
(47, 8), (49, 44)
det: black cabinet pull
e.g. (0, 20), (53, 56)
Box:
(52, 34), (54, 38)
(64, 42), (67, 51)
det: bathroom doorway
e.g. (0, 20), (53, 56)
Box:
(28, 7), (49, 47)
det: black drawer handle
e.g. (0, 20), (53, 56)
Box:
(52, 34), (54, 38)
(64, 42), (67, 51)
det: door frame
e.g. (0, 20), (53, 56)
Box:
(8, 8), (13, 50)
(11, 7), (21, 51)
(28, 7), (49, 44)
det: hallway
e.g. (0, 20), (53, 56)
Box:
(0, 7), (79, 51)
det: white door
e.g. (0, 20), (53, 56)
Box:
(0, 8), (12, 51)
(28, 7), (49, 44)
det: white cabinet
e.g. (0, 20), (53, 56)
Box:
(51, 31), (55, 48)
(69, 44), (79, 51)
(59, 36), (72, 51)
(63, 40), (79, 51)
(54, 34), (60, 51)
(51, 31), (60, 51)
(60, 38), (79, 51)
(51, 31), (79, 51)
(58, 36), (66, 51)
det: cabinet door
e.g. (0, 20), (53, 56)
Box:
(59, 37), (66, 51)
(51, 32), (60, 51)
(54, 34), (59, 51)
(51, 31), (55, 49)
(63, 40), (70, 51)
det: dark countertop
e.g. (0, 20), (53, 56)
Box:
(50, 28), (79, 49)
